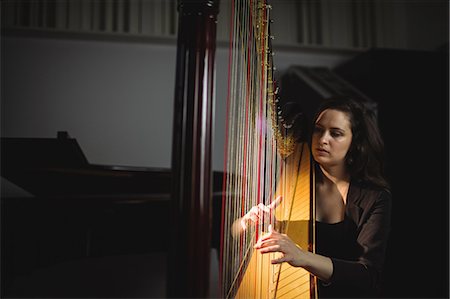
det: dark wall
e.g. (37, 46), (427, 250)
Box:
(334, 47), (449, 298)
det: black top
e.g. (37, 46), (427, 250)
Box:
(316, 220), (346, 260)
(316, 219), (357, 298)
(315, 180), (392, 298)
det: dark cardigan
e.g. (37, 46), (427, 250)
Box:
(318, 180), (392, 298)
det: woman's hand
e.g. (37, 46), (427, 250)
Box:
(255, 225), (334, 282)
(254, 225), (306, 268)
(240, 195), (283, 231)
(231, 196), (282, 237)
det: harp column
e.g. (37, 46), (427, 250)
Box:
(167, 0), (219, 298)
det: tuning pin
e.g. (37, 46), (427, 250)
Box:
(270, 35), (275, 40)
(274, 86), (279, 95)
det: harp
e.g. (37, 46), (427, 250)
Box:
(219, 0), (317, 298)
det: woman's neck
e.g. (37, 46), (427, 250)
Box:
(319, 164), (350, 185)
(318, 165), (351, 205)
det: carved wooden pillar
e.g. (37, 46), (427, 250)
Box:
(167, 0), (219, 297)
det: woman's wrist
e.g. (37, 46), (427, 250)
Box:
(297, 247), (312, 268)
(301, 251), (333, 282)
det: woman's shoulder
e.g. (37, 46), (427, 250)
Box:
(351, 180), (392, 206)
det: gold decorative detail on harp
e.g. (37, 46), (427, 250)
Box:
(220, 0), (317, 298)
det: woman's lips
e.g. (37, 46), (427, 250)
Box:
(315, 148), (329, 155)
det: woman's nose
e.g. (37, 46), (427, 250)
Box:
(319, 132), (329, 144)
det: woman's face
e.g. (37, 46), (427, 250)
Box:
(311, 109), (353, 168)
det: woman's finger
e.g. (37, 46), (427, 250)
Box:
(256, 235), (289, 252)
(271, 256), (287, 264)
(258, 203), (271, 213)
(254, 237), (277, 249)
(268, 195), (283, 210)
(256, 231), (275, 243)
(258, 244), (281, 254)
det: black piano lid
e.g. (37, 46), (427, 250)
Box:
(0, 133), (172, 197)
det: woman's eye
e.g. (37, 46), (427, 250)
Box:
(331, 131), (343, 137)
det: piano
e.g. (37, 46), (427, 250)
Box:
(1, 132), (223, 298)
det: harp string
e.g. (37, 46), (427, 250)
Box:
(220, 0), (301, 298)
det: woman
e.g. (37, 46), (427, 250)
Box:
(238, 98), (392, 298)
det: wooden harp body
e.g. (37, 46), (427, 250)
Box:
(234, 143), (316, 299)
(222, 143), (317, 299)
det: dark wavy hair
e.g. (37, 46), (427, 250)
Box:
(311, 97), (390, 192)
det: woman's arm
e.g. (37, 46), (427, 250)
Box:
(255, 190), (392, 291)
(254, 225), (334, 282)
